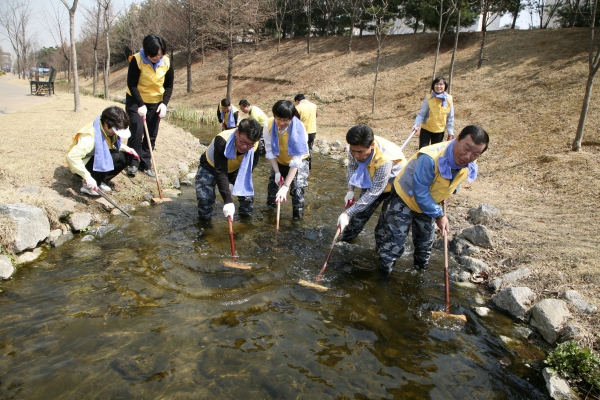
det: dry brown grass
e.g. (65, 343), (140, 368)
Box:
(16, 27), (600, 349)
(0, 215), (16, 256)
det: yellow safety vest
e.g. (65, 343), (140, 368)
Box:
(266, 118), (309, 166)
(365, 136), (406, 193)
(393, 141), (469, 213)
(249, 106), (268, 127)
(206, 129), (259, 173)
(126, 53), (171, 104)
(421, 93), (453, 133)
(295, 100), (317, 133)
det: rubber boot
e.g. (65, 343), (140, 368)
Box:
(379, 258), (395, 278)
(293, 208), (304, 220)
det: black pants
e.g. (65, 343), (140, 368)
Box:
(126, 95), (161, 171)
(418, 128), (444, 149)
(340, 192), (390, 242)
(85, 149), (132, 183)
(307, 133), (316, 170)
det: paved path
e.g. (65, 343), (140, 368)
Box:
(0, 74), (55, 115)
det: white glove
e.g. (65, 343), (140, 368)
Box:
(157, 103), (167, 119)
(85, 177), (98, 192)
(344, 190), (355, 208)
(125, 148), (140, 159)
(276, 185), (289, 203)
(223, 203), (235, 219)
(275, 172), (283, 186)
(137, 105), (147, 117)
(337, 212), (350, 232)
(412, 124), (420, 132)
(447, 132), (454, 140)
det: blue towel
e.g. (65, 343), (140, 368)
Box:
(92, 116), (121, 172)
(220, 107), (236, 128)
(348, 151), (374, 189)
(438, 139), (478, 183)
(432, 90), (449, 107)
(270, 116), (308, 157)
(225, 131), (254, 196)
(140, 48), (164, 72)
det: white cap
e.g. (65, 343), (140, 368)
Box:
(113, 128), (131, 139)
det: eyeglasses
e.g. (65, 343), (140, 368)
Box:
(275, 117), (291, 125)
(237, 135), (255, 148)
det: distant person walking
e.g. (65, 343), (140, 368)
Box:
(239, 99), (268, 156)
(413, 76), (454, 149)
(294, 93), (317, 169)
(66, 106), (138, 196)
(125, 34), (174, 178)
(217, 99), (240, 130)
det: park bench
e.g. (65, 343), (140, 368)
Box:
(30, 67), (55, 96)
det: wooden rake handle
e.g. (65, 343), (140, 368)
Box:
(315, 227), (341, 284)
(142, 117), (164, 199)
(442, 202), (450, 314)
(228, 216), (237, 261)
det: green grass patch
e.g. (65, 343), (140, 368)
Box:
(545, 340), (600, 398)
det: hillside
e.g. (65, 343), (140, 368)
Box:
(88, 28), (600, 348)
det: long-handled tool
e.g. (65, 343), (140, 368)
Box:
(400, 126), (418, 151)
(142, 118), (171, 204)
(97, 188), (132, 218)
(219, 216), (252, 270)
(276, 202), (281, 231)
(431, 202), (467, 324)
(298, 227), (341, 292)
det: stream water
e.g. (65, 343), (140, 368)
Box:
(0, 120), (548, 399)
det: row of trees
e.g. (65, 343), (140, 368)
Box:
(1, 0), (599, 149)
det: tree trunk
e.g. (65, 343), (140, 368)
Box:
(432, 0), (444, 81)
(226, 1), (233, 101)
(477, 29), (487, 69)
(93, 48), (98, 96)
(68, 1), (80, 112)
(448, 1), (461, 93)
(307, 0), (311, 54)
(104, 9), (110, 101)
(187, 47), (192, 93)
(372, 44), (380, 114)
(572, 72), (596, 151)
(511, 12), (518, 29)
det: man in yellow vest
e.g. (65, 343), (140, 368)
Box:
(195, 119), (263, 220)
(125, 34), (173, 178)
(217, 98), (240, 131)
(264, 100), (309, 219)
(239, 99), (268, 156)
(294, 94), (317, 169)
(337, 125), (406, 243)
(66, 106), (139, 195)
(376, 125), (489, 275)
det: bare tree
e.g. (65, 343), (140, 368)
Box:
(306, 0), (312, 53)
(44, 2), (72, 83)
(60, 0), (80, 112)
(431, 0), (456, 80)
(447, 0), (462, 93)
(341, 0), (366, 53)
(210, 0), (268, 100)
(531, 0), (564, 28)
(572, 0), (600, 151)
(263, 0), (293, 51)
(0, 0), (32, 79)
(505, 0), (524, 28)
(99, 0), (113, 101)
(166, 0), (207, 93)
(366, 0), (392, 113)
(477, 0), (508, 69)
(81, 2), (103, 96)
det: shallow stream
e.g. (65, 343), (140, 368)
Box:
(0, 121), (548, 399)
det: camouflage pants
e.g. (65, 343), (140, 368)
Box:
(340, 192), (390, 242)
(195, 165), (253, 220)
(375, 194), (436, 273)
(266, 159), (309, 211)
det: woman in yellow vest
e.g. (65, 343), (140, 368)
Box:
(375, 125), (489, 275)
(263, 100), (309, 220)
(195, 119), (262, 220)
(66, 106), (138, 196)
(337, 125), (406, 243)
(413, 76), (454, 149)
(125, 34), (174, 178)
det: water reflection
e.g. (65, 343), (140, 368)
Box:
(0, 121), (547, 399)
